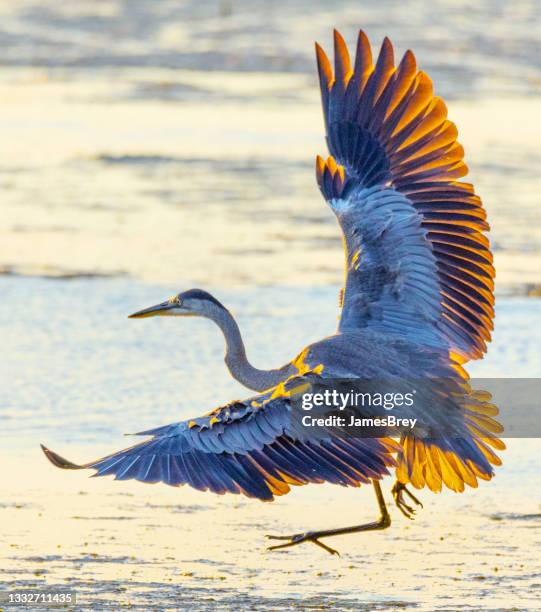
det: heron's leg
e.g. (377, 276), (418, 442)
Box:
(391, 480), (423, 520)
(266, 480), (391, 556)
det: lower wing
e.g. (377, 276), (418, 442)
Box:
(41, 381), (398, 502)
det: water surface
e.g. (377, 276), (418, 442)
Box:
(1, 1), (541, 609)
(1, 278), (540, 610)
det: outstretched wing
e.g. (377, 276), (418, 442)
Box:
(315, 30), (494, 362)
(41, 375), (398, 502)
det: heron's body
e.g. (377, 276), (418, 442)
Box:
(42, 29), (503, 554)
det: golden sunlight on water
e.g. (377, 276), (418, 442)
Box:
(2, 1), (541, 609)
(0, 80), (540, 291)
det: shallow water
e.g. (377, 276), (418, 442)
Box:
(1, 1), (541, 609)
(1, 278), (541, 610)
(0, 1), (540, 291)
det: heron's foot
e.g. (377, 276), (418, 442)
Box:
(392, 481), (423, 519)
(266, 531), (340, 556)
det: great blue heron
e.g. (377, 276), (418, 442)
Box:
(42, 30), (503, 556)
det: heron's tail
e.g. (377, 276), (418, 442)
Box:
(395, 390), (505, 493)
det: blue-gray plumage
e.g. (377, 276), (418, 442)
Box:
(42, 29), (503, 555)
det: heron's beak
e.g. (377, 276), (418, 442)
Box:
(128, 300), (182, 319)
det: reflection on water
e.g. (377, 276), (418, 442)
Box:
(0, 1), (540, 291)
(1, 0), (540, 100)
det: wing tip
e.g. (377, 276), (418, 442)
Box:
(381, 35), (394, 54)
(333, 29), (351, 78)
(401, 48), (416, 68)
(40, 443), (83, 470)
(315, 42), (332, 80)
(316, 155), (348, 200)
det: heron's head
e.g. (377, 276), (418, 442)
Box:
(128, 288), (227, 320)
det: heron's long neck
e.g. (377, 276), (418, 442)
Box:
(212, 307), (295, 392)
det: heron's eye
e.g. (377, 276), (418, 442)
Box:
(168, 295), (181, 306)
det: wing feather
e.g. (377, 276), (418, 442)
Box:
(41, 375), (398, 501)
(315, 30), (494, 361)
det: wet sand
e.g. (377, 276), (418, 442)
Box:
(3, 442), (541, 611)
(1, 279), (541, 610)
